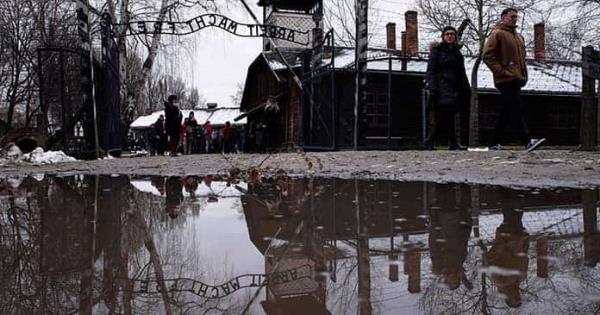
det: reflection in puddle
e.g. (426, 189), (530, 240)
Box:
(0, 175), (599, 314)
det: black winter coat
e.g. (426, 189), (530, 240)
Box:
(153, 119), (166, 140)
(164, 102), (182, 136)
(425, 43), (471, 109)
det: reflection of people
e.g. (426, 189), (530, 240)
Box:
(429, 184), (473, 290)
(483, 8), (545, 151)
(424, 26), (470, 151)
(165, 176), (183, 219)
(203, 175), (219, 202)
(150, 176), (166, 196)
(485, 195), (529, 308)
(183, 176), (198, 199)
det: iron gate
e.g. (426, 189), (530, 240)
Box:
(38, 14), (121, 155)
(38, 47), (91, 151)
(100, 13), (122, 154)
(302, 29), (336, 150)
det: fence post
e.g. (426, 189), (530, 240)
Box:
(581, 46), (599, 150)
(354, 0), (368, 150)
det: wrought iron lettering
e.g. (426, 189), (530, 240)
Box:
(116, 13), (309, 45)
(121, 264), (312, 299)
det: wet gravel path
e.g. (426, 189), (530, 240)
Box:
(1, 150), (599, 189)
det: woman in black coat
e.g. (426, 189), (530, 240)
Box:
(424, 26), (471, 150)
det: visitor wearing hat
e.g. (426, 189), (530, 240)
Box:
(424, 26), (471, 150)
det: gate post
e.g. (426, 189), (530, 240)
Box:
(581, 46), (599, 150)
(76, 0), (101, 158)
(354, 0), (369, 149)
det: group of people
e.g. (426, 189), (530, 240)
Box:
(424, 7), (545, 151)
(151, 175), (217, 219)
(428, 185), (530, 308)
(148, 95), (240, 156)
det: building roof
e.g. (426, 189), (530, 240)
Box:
(130, 107), (246, 130)
(263, 47), (583, 96)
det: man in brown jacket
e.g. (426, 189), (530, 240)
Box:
(483, 8), (545, 152)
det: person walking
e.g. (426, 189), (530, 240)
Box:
(424, 26), (471, 150)
(483, 7), (545, 152)
(164, 95), (182, 156)
(153, 114), (167, 156)
(183, 111), (198, 154)
(203, 120), (213, 153)
(222, 121), (235, 153)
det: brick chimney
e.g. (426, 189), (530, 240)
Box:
(386, 23), (396, 50)
(534, 23), (545, 62)
(401, 31), (407, 54)
(405, 11), (419, 56)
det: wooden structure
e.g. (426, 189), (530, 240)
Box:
(241, 12), (586, 151)
(581, 45), (600, 150)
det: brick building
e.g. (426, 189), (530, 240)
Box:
(240, 9), (587, 151)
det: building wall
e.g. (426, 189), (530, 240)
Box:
(287, 83), (303, 146)
(248, 65), (583, 151)
(478, 93), (581, 146)
(332, 72), (425, 149)
(327, 72), (582, 148)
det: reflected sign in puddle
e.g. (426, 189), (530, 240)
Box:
(0, 175), (599, 314)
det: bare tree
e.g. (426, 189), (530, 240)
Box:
(229, 81), (244, 107)
(103, 0), (218, 128)
(188, 87), (205, 109)
(143, 69), (205, 113)
(324, 0), (384, 47)
(0, 0), (39, 132)
(536, 0), (600, 60)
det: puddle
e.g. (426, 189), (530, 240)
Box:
(0, 175), (599, 314)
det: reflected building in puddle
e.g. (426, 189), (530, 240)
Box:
(0, 175), (599, 314)
(242, 178), (600, 314)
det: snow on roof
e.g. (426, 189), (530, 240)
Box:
(206, 108), (246, 126)
(130, 180), (161, 195)
(130, 108), (247, 130)
(265, 47), (582, 95)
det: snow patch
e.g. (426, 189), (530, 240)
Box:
(23, 147), (77, 165)
(479, 266), (523, 277)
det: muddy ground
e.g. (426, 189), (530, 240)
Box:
(1, 150), (599, 189)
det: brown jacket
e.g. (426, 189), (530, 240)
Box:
(483, 23), (528, 87)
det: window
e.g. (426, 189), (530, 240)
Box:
(365, 90), (389, 127)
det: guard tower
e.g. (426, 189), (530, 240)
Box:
(258, 0), (323, 51)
